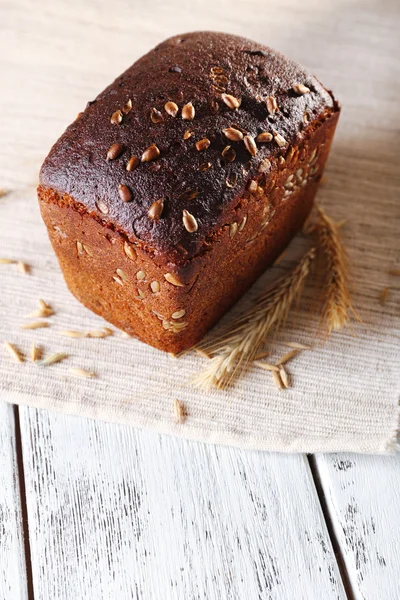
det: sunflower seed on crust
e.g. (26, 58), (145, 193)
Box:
(126, 156), (140, 171)
(182, 209), (198, 232)
(107, 143), (124, 161)
(110, 110), (123, 125)
(221, 94), (241, 109)
(124, 241), (137, 261)
(165, 101), (179, 117)
(150, 107), (164, 123)
(292, 83), (310, 95)
(181, 102), (195, 120)
(141, 144), (160, 162)
(118, 184), (132, 203)
(195, 138), (211, 151)
(164, 273), (185, 287)
(243, 135), (257, 157)
(148, 198), (164, 220)
(222, 127), (243, 141)
(122, 99), (133, 114)
(265, 96), (278, 114)
(256, 132), (273, 142)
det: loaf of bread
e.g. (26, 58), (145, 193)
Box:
(38, 31), (340, 353)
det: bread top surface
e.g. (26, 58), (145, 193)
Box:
(40, 31), (338, 264)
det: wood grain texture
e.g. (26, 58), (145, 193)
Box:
(0, 404), (28, 600)
(19, 407), (346, 600)
(315, 454), (400, 600)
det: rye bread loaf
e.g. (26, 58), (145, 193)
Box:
(38, 31), (340, 352)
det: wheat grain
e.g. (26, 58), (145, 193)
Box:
(4, 342), (24, 363)
(70, 367), (96, 378)
(30, 342), (40, 362)
(279, 365), (290, 388)
(20, 321), (49, 330)
(314, 204), (357, 334)
(285, 342), (311, 350)
(276, 349), (300, 365)
(38, 352), (68, 366)
(192, 247), (315, 390)
(17, 261), (30, 274)
(272, 370), (284, 390)
(254, 361), (280, 372)
(173, 399), (185, 423)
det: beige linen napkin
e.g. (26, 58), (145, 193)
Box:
(0, 1), (399, 453)
(0, 178), (398, 452)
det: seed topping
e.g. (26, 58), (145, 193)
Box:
(150, 281), (160, 293)
(199, 162), (212, 172)
(172, 309), (186, 319)
(274, 132), (287, 148)
(122, 99), (133, 114)
(110, 110), (123, 125)
(221, 94), (241, 109)
(136, 270), (146, 281)
(96, 200), (109, 215)
(124, 241), (136, 261)
(164, 273), (185, 287)
(258, 158), (272, 173)
(182, 209), (198, 232)
(150, 107), (164, 123)
(293, 84), (310, 95)
(126, 156), (140, 171)
(165, 101), (179, 117)
(183, 129), (193, 140)
(148, 198), (164, 220)
(222, 127), (243, 141)
(107, 143), (124, 161)
(256, 132), (273, 143)
(195, 138), (211, 152)
(118, 184), (132, 203)
(265, 96), (278, 114)
(141, 144), (160, 163)
(243, 135), (257, 157)
(181, 102), (195, 120)
(116, 268), (128, 281)
(222, 145), (236, 162)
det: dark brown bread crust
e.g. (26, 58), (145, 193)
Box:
(39, 31), (338, 265)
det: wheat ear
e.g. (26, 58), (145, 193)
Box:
(314, 204), (357, 334)
(192, 247), (316, 391)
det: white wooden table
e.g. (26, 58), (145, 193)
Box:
(1, 0), (399, 598)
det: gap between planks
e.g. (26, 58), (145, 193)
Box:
(308, 455), (355, 600)
(12, 406), (35, 600)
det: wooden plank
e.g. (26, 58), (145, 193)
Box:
(315, 453), (400, 600)
(0, 404), (29, 600)
(19, 407), (346, 600)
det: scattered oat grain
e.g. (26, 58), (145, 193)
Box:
(4, 342), (24, 363)
(70, 367), (96, 378)
(20, 321), (49, 330)
(173, 399), (185, 423)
